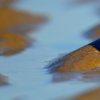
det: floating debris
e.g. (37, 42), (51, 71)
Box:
(0, 74), (9, 86)
(84, 25), (100, 40)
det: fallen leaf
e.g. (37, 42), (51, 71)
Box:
(0, 33), (32, 56)
(0, 8), (47, 34)
(71, 88), (100, 100)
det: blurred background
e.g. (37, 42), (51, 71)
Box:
(0, 0), (100, 100)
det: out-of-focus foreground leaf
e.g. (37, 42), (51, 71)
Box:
(55, 87), (100, 100)
(0, 33), (31, 56)
(0, 0), (47, 56)
(0, 8), (47, 34)
(71, 87), (100, 100)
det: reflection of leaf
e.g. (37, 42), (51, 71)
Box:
(0, 33), (31, 56)
(52, 72), (82, 82)
(0, 74), (9, 86)
(71, 0), (100, 5)
(80, 69), (100, 82)
(0, 8), (47, 34)
(84, 25), (100, 40)
(83, 70), (100, 75)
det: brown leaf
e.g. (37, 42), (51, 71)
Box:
(0, 33), (32, 56)
(71, 88), (100, 100)
(0, 8), (47, 34)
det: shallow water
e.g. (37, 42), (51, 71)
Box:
(0, 0), (100, 100)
